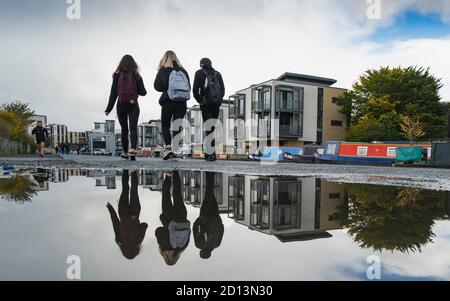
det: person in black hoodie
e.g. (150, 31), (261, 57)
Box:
(31, 121), (48, 157)
(107, 170), (148, 260)
(154, 50), (191, 161)
(105, 55), (147, 161)
(193, 58), (225, 161)
(193, 172), (224, 259)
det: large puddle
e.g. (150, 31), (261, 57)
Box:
(0, 168), (449, 280)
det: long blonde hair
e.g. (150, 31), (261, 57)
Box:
(158, 50), (183, 71)
(159, 248), (184, 266)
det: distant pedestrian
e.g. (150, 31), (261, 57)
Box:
(105, 54), (147, 161)
(193, 58), (225, 162)
(31, 121), (48, 157)
(65, 142), (71, 155)
(55, 145), (59, 155)
(154, 50), (191, 161)
(60, 142), (65, 155)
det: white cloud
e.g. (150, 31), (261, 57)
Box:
(0, 0), (449, 131)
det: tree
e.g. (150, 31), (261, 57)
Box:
(334, 66), (448, 141)
(0, 101), (35, 145)
(333, 184), (447, 253)
(400, 115), (425, 143)
(0, 176), (37, 204)
(0, 100), (35, 130)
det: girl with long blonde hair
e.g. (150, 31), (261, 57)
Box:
(154, 50), (191, 161)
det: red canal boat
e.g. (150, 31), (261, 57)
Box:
(317, 141), (432, 165)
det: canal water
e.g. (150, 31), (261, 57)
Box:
(0, 168), (449, 281)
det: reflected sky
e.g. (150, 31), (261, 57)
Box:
(0, 168), (449, 281)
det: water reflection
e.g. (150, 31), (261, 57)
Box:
(0, 174), (37, 204)
(156, 171), (191, 266)
(106, 170), (148, 260)
(193, 172), (224, 259)
(333, 185), (450, 253)
(1, 168), (449, 257)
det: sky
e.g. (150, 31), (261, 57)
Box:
(1, 0), (450, 131)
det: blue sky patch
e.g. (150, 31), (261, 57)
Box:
(371, 10), (450, 42)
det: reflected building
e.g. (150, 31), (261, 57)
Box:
(94, 177), (117, 190)
(139, 170), (163, 191)
(227, 175), (345, 242)
(87, 170), (118, 190)
(180, 171), (230, 213)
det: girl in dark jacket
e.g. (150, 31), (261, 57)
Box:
(105, 55), (147, 161)
(154, 50), (191, 161)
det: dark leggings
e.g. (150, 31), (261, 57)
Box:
(119, 171), (140, 224)
(201, 105), (220, 154)
(160, 171), (187, 226)
(161, 102), (187, 146)
(117, 104), (140, 153)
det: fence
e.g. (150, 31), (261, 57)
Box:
(0, 138), (31, 155)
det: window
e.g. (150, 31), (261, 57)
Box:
(387, 147), (397, 157)
(329, 193), (341, 199)
(357, 146), (368, 156)
(317, 88), (324, 144)
(326, 143), (337, 155)
(331, 120), (343, 127)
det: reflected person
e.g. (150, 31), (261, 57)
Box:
(107, 170), (148, 260)
(155, 171), (191, 266)
(193, 172), (224, 259)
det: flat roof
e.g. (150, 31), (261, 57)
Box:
(277, 72), (337, 86)
(235, 72), (338, 94)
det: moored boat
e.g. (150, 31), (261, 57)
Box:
(317, 141), (432, 165)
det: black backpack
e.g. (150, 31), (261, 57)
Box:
(202, 70), (222, 106)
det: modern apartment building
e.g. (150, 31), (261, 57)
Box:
(229, 73), (347, 154)
(68, 131), (87, 145)
(87, 120), (117, 155)
(93, 122), (106, 133)
(48, 124), (68, 146)
(138, 120), (162, 149)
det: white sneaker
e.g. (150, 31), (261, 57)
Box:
(163, 146), (174, 161)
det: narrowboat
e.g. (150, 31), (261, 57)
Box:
(317, 141), (432, 165)
(250, 147), (304, 162)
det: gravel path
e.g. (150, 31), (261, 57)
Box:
(2, 155), (450, 191)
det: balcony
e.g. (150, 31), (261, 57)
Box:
(275, 86), (303, 113)
(252, 86), (272, 113)
(278, 124), (301, 138)
(230, 95), (246, 119)
(252, 100), (271, 112)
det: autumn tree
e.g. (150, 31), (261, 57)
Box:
(400, 115), (425, 143)
(0, 101), (35, 144)
(334, 67), (447, 142)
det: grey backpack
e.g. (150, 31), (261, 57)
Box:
(168, 220), (191, 249)
(168, 70), (191, 101)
